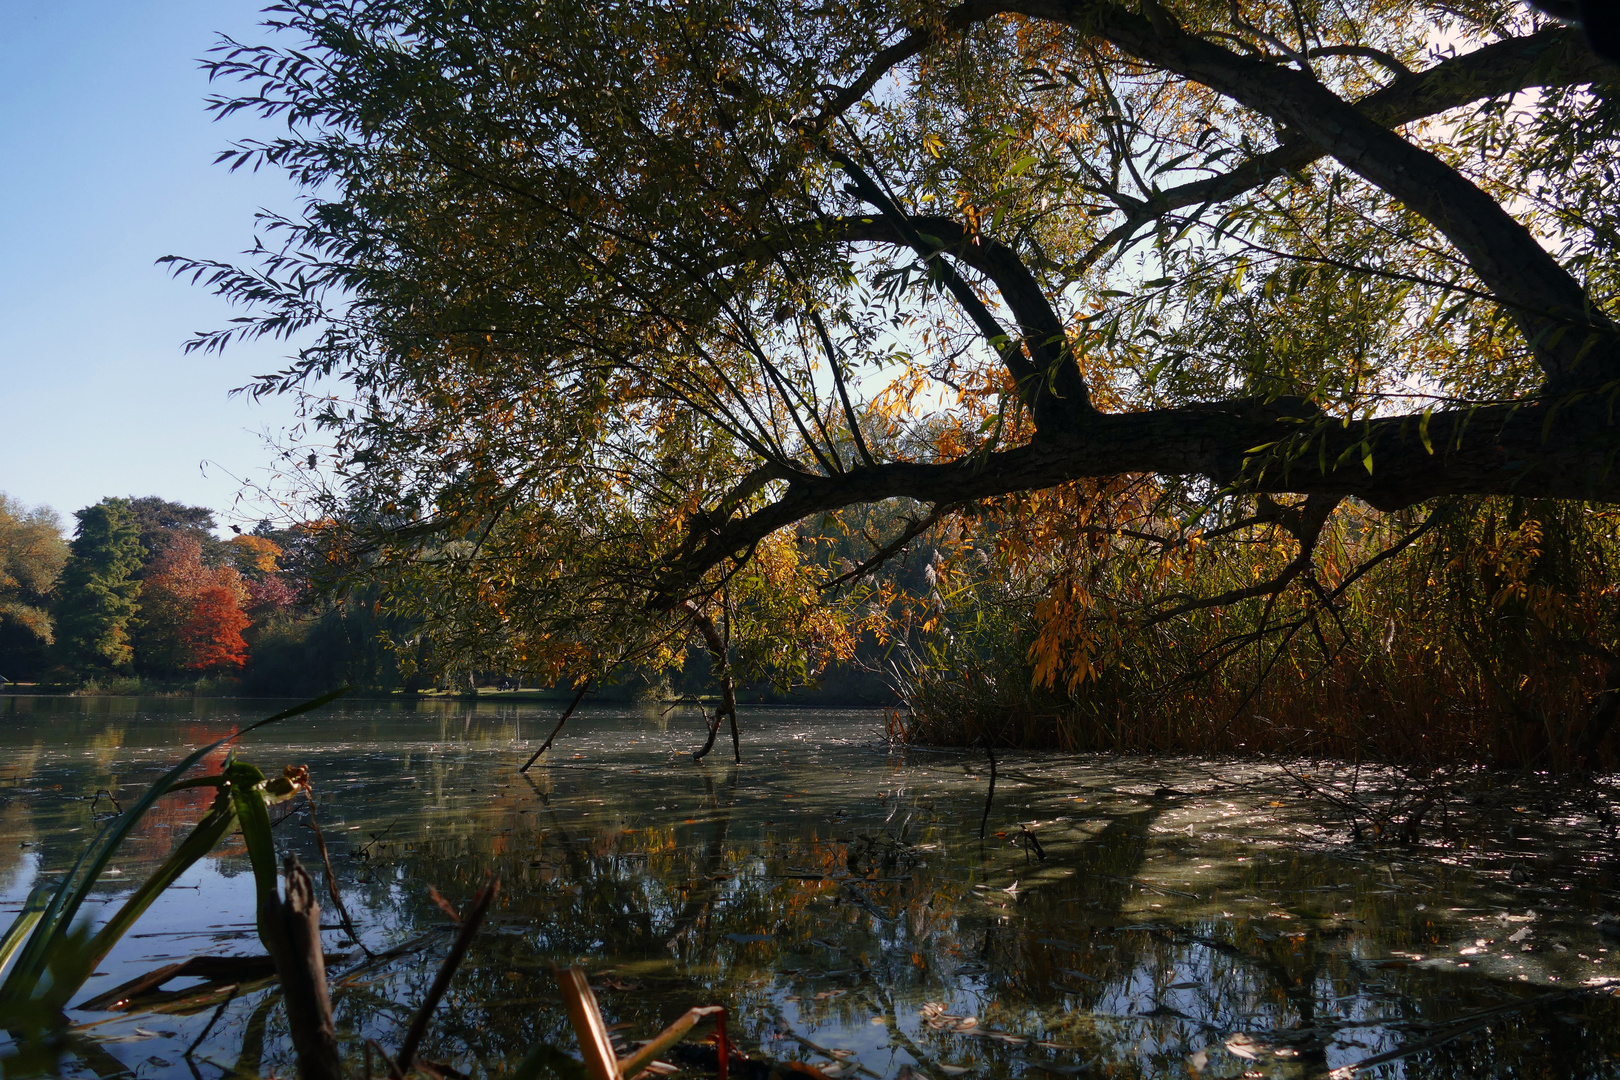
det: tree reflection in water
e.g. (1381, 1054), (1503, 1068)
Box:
(2, 697), (1618, 1079)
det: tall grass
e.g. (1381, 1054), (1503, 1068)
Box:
(894, 495), (1620, 770)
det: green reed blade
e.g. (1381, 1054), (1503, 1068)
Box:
(71, 791), (242, 992)
(0, 687), (350, 1009)
(229, 762), (286, 960)
(0, 887), (52, 982)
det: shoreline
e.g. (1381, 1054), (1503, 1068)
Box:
(0, 684), (894, 708)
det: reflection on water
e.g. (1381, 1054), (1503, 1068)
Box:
(2, 694), (1618, 1079)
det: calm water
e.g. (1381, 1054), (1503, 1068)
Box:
(2, 695), (1619, 1079)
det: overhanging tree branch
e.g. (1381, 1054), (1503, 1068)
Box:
(652, 395), (1620, 606)
(1078, 25), (1610, 265)
(825, 146), (1096, 431)
(1009, 0), (1620, 390)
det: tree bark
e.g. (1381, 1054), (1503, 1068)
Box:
(653, 396), (1620, 607)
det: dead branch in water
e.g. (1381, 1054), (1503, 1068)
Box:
(277, 854), (343, 1080)
(522, 684), (593, 772)
(396, 876), (500, 1072)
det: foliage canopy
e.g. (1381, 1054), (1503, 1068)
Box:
(0, 495), (68, 654)
(181, 0), (1620, 710)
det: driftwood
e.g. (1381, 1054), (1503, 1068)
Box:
(275, 854), (344, 1080)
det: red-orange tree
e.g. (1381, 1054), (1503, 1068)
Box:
(136, 536), (251, 674)
(177, 0), (1620, 731)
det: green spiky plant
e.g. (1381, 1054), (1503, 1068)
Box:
(0, 688), (350, 1073)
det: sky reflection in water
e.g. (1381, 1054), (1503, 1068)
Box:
(1, 695), (1618, 1079)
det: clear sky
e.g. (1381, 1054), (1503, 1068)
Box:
(0, 1), (310, 531)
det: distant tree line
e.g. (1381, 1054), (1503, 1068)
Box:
(1, 491), (912, 702)
(0, 492), (420, 695)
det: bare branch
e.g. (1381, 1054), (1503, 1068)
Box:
(1011, 0), (1620, 389)
(1143, 493), (1342, 624)
(820, 502), (957, 590)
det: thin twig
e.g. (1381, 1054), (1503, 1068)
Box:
(303, 786), (373, 957)
(395, 877), (500, 1071)
(521, 685), (591, 772)
(820, 502), (956, 591)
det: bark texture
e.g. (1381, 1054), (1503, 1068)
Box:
(274, 855), (343, 1080)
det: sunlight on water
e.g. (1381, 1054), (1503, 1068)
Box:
(2, 695), (1618, 1079)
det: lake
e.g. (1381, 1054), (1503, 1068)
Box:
(2, 695), (1618, 1079)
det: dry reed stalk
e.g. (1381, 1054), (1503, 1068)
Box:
(554, 966), (731, 1080)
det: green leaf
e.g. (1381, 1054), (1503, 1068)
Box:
(0, 887), (51, 983)
(230, 762), (288, 960)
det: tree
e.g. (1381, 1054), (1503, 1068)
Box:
(228, 533), (282, 576)
(178, 0), (1620, 727)
(135, 535), (251, 674)
(184, 580), (252, 670)
(126, 496), (224, 572)
(225, 533), (303, 625)
(52, 499), (145, 675)
(0, 494), (69, 679)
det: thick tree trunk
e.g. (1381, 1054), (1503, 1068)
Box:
(654, 396), (1620, 607)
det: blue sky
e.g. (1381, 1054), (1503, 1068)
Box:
(0, 1), (310, 531)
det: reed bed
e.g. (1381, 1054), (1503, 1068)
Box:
(893, 496), (1620, 770)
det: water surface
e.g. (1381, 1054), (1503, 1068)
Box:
(2, 695), (1618, 1079)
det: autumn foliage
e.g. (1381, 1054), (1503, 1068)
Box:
(137, 536), (251, 673)
(173, 0), (1620, 758)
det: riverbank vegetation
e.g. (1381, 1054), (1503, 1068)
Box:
(893, 492), (1620, 769)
